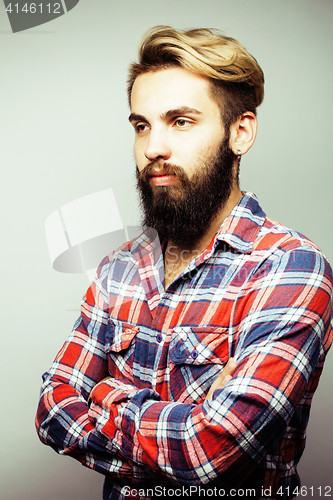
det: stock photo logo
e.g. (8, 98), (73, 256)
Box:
(3, 0), (80, 33)
(45, 188), (142, 283)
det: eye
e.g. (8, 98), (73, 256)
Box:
(174, 118), (192, 128)
(134, 123), (149, 133)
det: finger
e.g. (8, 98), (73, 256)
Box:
(205, 372), (228, 401)
(220, 374), (232, 387)
(205, 358), (237, 401)
(223, 357), (237, 378)
(214, 358), (237, 386)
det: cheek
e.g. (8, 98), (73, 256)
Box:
(134, 141), (144, 168)
(173, 136), (206, 163)
(183, 129), (222, 157)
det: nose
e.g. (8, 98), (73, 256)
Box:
(144, 127), (171, 162)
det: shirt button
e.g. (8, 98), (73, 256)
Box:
(156, 334), (163, 343)
(191, 349), (198, 359)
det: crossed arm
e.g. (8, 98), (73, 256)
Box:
(88, 357), (236, 405)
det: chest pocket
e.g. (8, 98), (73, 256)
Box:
(169, 326), (229, 403)
(105, 319), (139, 379)
(170, 326), (229, 364)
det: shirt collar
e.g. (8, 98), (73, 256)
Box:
(130, 227), (163, 264)
(214, 192), (266, 254)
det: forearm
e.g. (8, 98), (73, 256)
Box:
(36, 370), (158, 483)
(35, 293), (153, 482)
(90, 369), (280, 487)
(90, 318), (325, 489)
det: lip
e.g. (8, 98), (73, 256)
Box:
(149, 172), (179, 187)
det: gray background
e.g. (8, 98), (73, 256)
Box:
(1, 0), (332, 498)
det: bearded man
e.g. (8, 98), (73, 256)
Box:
(36, 26), (333, 500)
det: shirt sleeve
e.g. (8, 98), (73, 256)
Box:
(35, 256), (155, 484)
(87, 247), (333, 487)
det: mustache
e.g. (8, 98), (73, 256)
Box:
(137, 160), (190, 185)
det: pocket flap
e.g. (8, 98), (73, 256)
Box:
(105, 320), (139, 353)
(170, 326), (229, 365)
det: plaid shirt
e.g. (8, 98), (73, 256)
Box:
(36, 192), (333, 500)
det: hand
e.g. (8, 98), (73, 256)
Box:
(205, 358), (237, 401)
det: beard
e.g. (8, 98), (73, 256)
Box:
(136, 135), (235, 247)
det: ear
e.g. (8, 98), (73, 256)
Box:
(229, 112), (257, 156)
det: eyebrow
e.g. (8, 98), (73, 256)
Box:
(128, 106), (202, 123)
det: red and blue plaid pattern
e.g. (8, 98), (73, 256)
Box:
(36, 192), (333, 500)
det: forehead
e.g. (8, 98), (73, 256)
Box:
(130, 67), (219, 117)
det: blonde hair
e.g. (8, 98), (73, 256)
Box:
(128, 26), (264, 127)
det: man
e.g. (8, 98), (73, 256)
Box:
(36, 26), (333, 500)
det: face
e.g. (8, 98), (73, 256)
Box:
(130, 67), (225, 180)
(129, 67), (236, 246)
